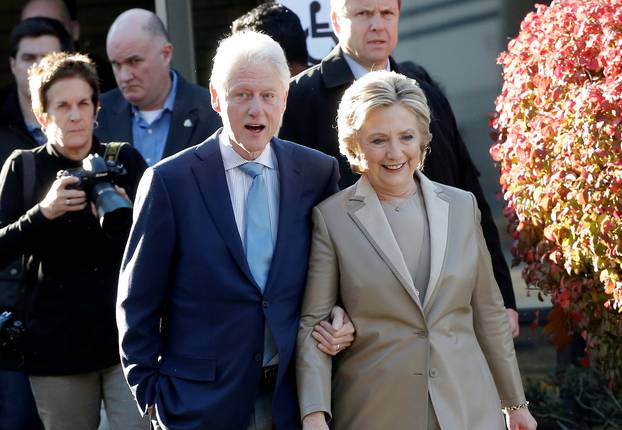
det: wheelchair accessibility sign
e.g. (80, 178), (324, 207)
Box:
(279, 0), (337, 64)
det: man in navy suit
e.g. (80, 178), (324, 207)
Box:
(97, 9), (221, 166)
(116, 31), (345, 430)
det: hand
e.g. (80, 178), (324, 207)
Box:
(90, 185), (130, 217)
(146, 405), (156, 418)
(302, 412), (329, 430)
(504, 407), (537, 430)
(40, 176), (87, 220)
(312, 305), (355, 356)
(506, 308), (520, 338)
(114, 185), (130, 201)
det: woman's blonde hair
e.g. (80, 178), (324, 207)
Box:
(337, 70), (432, 174)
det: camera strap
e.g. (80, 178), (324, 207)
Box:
(103, 142), (129, 164)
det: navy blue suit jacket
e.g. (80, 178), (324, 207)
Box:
(117, 131), (339, 429)
(96, 72), (221, 160)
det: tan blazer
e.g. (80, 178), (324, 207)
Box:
(297, 173), (526, 430)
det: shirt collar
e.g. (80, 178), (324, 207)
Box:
(343, 53), (391, 80)
(131, 70), (178, 115)
(218, 131), (275, 172)
(25, 121), (41, 133)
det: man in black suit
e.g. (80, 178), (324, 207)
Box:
(0, 17), (73, 162)
(20, 0), (117, 92)
(231, 2), (310, 76)
(279, 0), (520, 335)
(96, 9), (221, 166)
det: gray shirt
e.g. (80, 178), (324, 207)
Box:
(380, 189), (431, 303)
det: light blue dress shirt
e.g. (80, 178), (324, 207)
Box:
(25, 122), (46, 146)
(131, 71), (178, 166)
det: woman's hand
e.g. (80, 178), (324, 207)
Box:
(506, 308), (520, 338)
(312, 305), (355, 356)
(114, 185), (130, 201)
(90, 185), (130, 217)
(504, 407), (537, 430)
(40, 176), (87, 220)
(302, 412), (329, 430)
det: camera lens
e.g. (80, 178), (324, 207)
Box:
(91, 182), (132, 240)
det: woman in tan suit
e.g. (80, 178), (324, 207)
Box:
(297, 71), (537, 430)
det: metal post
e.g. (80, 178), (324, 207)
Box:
(155, 0), (197, 83)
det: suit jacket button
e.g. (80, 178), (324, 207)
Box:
(429, 368), (438, 378)
(262, 300), (270, 308)
(254, 353), (262, 363)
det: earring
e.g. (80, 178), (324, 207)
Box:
(93, 120), (99, 129)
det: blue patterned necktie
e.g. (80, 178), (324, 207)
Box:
(239, 162), (277, 365)
(239, 162), (273, 291)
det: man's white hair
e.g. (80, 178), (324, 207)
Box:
(210, 31), (290, 93)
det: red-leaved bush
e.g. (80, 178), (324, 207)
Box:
(490, 0), (622, 385)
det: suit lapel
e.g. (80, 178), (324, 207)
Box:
(417, 172), (450, 311)
(111, 97), (133, 143)
(191, 132), (255, 285)
(263, 138), (302, 293)
(321, 46), (356, 89)
(164, 76), (198, 157)
(347, 177), (423, 309)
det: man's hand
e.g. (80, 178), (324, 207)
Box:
(312, 305), (355, 356)
(506, 308), (520, 338)
(302, 412), (329, 430)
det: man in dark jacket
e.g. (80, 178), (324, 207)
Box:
(279, 0), (520, 335)
(0, 17), (73, 162)
(231, 2), (310, 76)
(20, 0), (117, 92)
(97, 9), (221, 166)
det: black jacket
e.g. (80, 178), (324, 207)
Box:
(0, 85), (38, 164)
(0, 85), (40, 314)
(280, 47), (516, 309)
(96, 71), (222, 161)
(0, 138), (147, 375)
